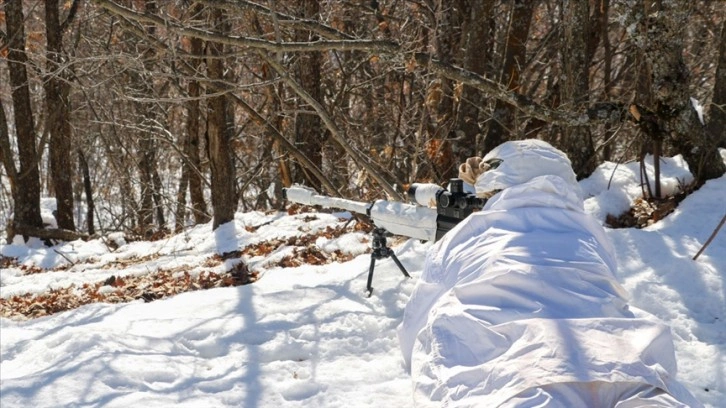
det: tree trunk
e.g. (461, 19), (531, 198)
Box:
(597, 0), (615, 161)
(151, 164), (165, 229)
(707, 19), (726, 149)
(175, 166), (189, 232)
(294, 0), (323, 190)
(455, 0), (495, 159)
(425, 0), (463, 180)
(13, 224), (88, 243)
(78, 150), (95, 235)
(433, 0), (459, 124)
(206, 8), (237, 230)
(177, 3), (210, 228)
(5, 0), (43, 233)
(137, 135), (156, 234)
(630, 1), (725, 182)
(484, 0), (535, 154)
(560, 0), (596, 179)
(134, 0), (166, 236)
(0, 99), (17, 200)
(45, 0), (76, 231)
(183, 6), (210, 225)
(267, 79), (290, 204)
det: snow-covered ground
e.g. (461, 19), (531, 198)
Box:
(1, 153), (725, 407)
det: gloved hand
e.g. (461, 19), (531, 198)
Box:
(458, 156), (491, 186)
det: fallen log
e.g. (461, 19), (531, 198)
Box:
(11, 224), (90, 243)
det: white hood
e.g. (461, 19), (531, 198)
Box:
(475, 139), (582, 199)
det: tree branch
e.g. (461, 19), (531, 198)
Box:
(414, 53), (626, 127)
(693, 212), (726, 261)
(92, 0), (396, 53)
(60, 0), (82, 32)
(196, 0), (354, 40)
(113, 16), (341, 197)
(261, 53), (405, 201)
(12, 224), (90, 243)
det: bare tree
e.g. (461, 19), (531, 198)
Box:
(181, 28), (210, 226)
(708, 19), (726, 149)
(6, 0), (725, 241)
(626, 0), (725, 183)
(560, 0), (596, 178)
(0, 99), (16, 204)
(484, 0), (535, 154)
(4, 0), (43, 237)
(44, 0), (80, 231)
(454, 0), (495, 159)
(293, 0), (324, 191)
(206, 7), (237, 229)
(426, 0), (462, 179)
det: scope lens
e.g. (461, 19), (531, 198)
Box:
(438, 192), (452, 208)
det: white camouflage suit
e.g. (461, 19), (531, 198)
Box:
(398, 140), (703, 407)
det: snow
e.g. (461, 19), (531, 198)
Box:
(1, 154), (725, 407)
(691, 97), (706, 125)
(580, 154), (694, 222)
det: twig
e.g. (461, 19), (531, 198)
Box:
(53, 249), (76, 266)
(693, 212), (726, 261)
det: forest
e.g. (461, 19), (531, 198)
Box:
(1, 0), (725, 241)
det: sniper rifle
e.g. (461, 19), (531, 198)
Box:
(282, 179), (486, 295)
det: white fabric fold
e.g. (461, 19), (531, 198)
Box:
(398, 140), (702, 407)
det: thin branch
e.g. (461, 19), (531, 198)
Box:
(92, 0), (397, 53)
(104, 8), (340, 197)
(414, 53), (626, 128)
(693, 213), (726, 261)
(196, 0), (354, 40)
(261, 53), (405, 201)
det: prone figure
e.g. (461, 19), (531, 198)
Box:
(398, 139), (703, 407)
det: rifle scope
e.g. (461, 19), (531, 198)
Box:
(409, 179), (487, 240)
(408, 179), (487, 211)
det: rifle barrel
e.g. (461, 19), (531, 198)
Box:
(284, 186), (371, 214)
(283, 186), (438, 241)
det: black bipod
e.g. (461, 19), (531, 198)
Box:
(366, 227), (410, 297)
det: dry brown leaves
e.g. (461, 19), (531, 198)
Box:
(242, 223), (371, 262)
(286, 203), (319, 216)
(0, 263), (257, 320)
(0, 256), (48, 275)
(99, 253), (162, 269)
(1, 256), (18, 269)
(1, 215), (370, 320)
(278, 246), (355, 268)
(605, 182), (700, 229)
(16, 264), (46, 275)
(425, 138), (454, 176)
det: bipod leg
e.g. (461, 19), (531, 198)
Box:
(388, 251), (411, 279)
(366, 255), (376, 297)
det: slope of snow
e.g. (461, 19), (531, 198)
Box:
(1, 155), (725, 407)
